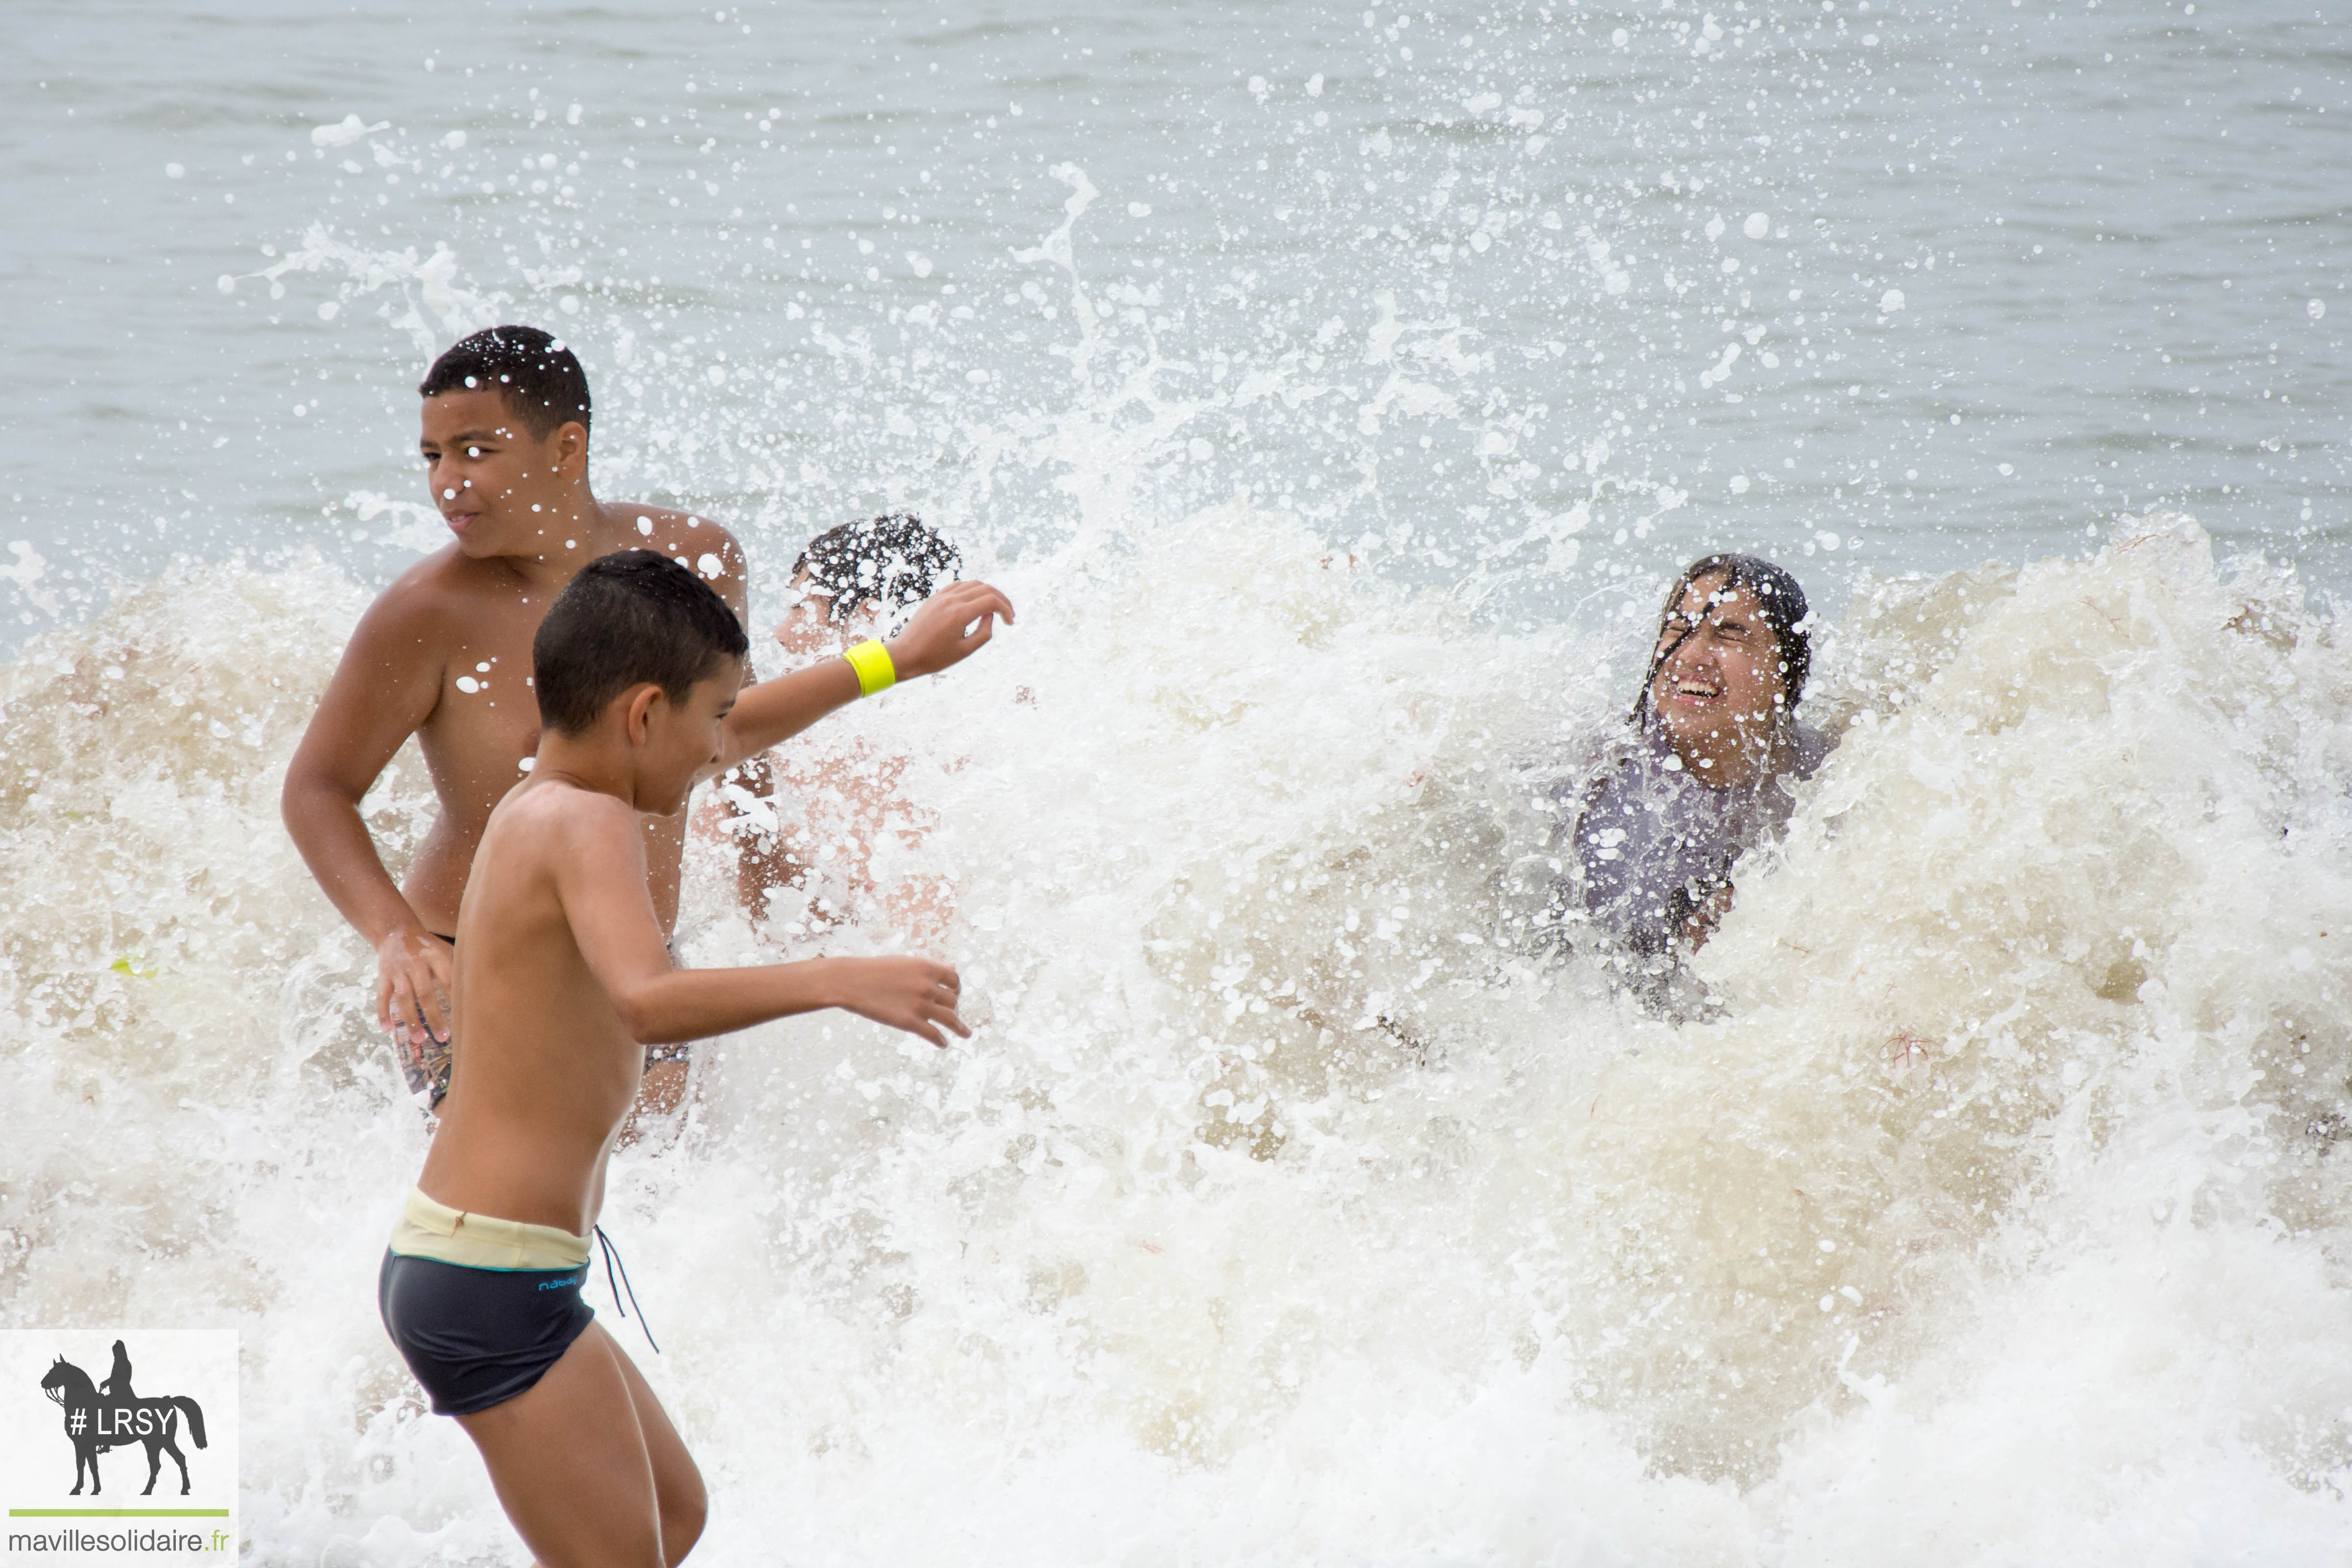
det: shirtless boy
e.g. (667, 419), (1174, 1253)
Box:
(706, 512), (962, 926)
(379, 550), (969, 1566)
(281, 326), (1011, 1111)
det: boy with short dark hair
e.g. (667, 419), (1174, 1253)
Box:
(282, 327), (1011, 1113)
(790, 511), (963, 623)
(709, 513), (964, 925)
(378, 549), (970, 1567)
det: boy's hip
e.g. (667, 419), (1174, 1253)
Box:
(377, 1245), (595, 1417)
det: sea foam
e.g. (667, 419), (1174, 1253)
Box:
(3, 510), (2349, 1561)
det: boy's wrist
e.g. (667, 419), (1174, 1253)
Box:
(370, 906), (445, 954)
(808, 956), (850, 1012)
(372, 917), (426, 950)
(845, 637), (898, 694)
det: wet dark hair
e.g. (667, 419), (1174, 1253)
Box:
(1633, 552), (1813, 723)
(792, 513), (961, 623)
(534, 550), (748, 735)
(418, 325), (592, 441)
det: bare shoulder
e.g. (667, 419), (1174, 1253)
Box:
(333, 545), (484, 673)
(479, 779), (644, 895)
(351, 545), (521, 646)
(502, 775), (641, 844)
(603, 502), (745, 563)
(602, 501), (749, 612)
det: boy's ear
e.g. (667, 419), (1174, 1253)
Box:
(550, 419), (588, 477)
(622, 683), (664, 746)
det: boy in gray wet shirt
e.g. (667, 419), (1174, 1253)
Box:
(1567, 553), (1830, 960)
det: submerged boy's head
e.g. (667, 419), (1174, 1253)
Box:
(535, 549), (750, 736)
(1637, 553), (1811, 784)
(1641, 553), (1812, 713)
(417, 326), (594, 552)
(777, 513), (961, 655)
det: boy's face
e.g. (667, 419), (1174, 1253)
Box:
(773, 570), (883, 658)
(1648, 572), (1788, 762)
(636, 658), (744, 816)
(418, 389), (584, 558)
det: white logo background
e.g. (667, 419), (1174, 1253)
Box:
(1, 1330), (237, 1563)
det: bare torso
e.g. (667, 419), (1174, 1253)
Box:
(418, 776), (648, 1231)
(382, 504), (739, 936)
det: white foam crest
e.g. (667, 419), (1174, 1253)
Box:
(5, 513), (2352, 1559)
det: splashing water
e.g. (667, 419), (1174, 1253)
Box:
(4, 507), (2352, 1560)
(9, 1), (2349, 642)
(8, 1), (2352, 1560)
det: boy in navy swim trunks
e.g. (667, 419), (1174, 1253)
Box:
(378, 551), (976, 1566)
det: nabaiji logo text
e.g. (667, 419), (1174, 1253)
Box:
(3, 1328), (239, 1560)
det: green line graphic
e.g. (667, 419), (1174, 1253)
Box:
(8, 1507), (230, 1517)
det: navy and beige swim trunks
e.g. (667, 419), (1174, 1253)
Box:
(377, 1188), (595, 1416)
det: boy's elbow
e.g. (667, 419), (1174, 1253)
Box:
(279, 765), (326, 835)
(282, 759), (375, 835)
(611, 986), (679, 1046)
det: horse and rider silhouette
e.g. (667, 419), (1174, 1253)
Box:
(38, 1341), (208, 1496)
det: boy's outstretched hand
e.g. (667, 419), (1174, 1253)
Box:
(885, 581), (1016, 680)
(715, 581), (1014, 768)
(838, 956), (969, 1048)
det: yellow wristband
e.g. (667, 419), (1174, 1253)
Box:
(843, 638), (896, 697)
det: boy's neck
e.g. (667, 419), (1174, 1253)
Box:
(532, 728), (641, 808)
(493, 481), (632, 592)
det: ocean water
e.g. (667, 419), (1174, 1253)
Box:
(5, 2), (2352, 1563)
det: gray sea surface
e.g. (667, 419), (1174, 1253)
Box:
(3, 0), (2347, 637)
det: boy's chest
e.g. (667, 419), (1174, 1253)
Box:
(422, 615), (543, 775)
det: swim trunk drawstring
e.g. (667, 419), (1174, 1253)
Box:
(593, 1225), (659, 1354)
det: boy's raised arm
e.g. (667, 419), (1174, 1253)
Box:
(712, 579), (1015, 770)
(281, 596), (452, 1042)
(557, 795), (968, 1048)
